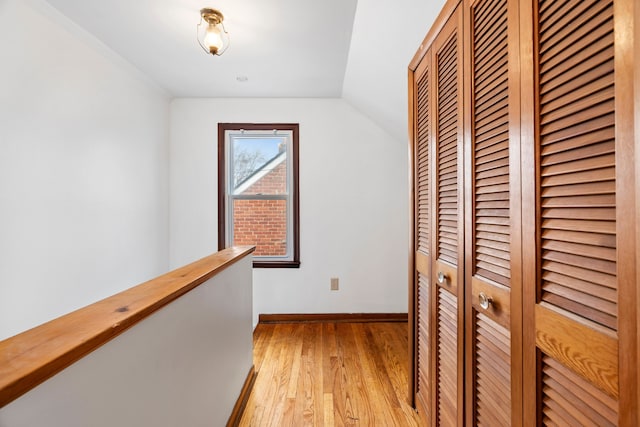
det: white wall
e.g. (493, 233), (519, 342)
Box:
(0, 0), (170, 340)
(0, 255), (253, 427)
(342, 0), (447, 141)
(170, 98), (409, 326)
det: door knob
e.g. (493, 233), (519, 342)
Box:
(479, 292), (493, 310)
(437, 271), (448, 284)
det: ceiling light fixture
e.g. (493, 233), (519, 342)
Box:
(197, 8), (229, 56)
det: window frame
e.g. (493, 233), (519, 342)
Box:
(217, 123), (300, 268)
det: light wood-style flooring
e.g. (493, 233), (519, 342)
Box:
(238, 322), (420, 426)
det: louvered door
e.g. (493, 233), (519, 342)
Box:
(411, 47), (433, 424)
(431, 5), (464, 426)
(464, 0), (522, 425)
(411, 0), (638, 424)
(521, 0), (638, 424)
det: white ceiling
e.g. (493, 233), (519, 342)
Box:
(44, 0), (444, 140)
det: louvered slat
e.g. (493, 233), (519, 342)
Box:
(475, 312), (511, 426)
(417, 68), (431, 255)
(473, 0), (510, 287)
(437, 33), (459, 266)
(539, 2), (612, 70)
(538, 0), (616, 330)
(541, 356), (618, 426)
(437, 288), (457, 426)
(417, 273), (430, 414)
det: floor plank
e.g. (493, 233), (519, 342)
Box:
(239, 322), (420, 426)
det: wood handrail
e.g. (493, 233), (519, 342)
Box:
(0, 246), (255, 408)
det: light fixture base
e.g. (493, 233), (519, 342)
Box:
(200, 8), (224, 25)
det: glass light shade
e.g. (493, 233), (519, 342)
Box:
(204, 23), (224, 54)
(197, 8), (229, 56)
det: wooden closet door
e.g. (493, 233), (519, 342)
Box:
(411, 48), (433, 424)
(464, 0), (522, 425)
(431, 5), (464, 426)
(521, 0), (638, 424)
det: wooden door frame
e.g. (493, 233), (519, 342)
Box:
(615, 0), (639, 424)
(408, 65), (417, 411)
(519, 0), (538, 423)
(635, 0), (640, 418)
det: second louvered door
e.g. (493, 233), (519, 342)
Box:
(431, 5), (464, 427)
(464, 0), (522, 425)
(521, 0), (638, 424)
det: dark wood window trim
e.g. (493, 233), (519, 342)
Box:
(218, 123), (300, 268)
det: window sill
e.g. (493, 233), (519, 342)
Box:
(253, 260), (301, 269)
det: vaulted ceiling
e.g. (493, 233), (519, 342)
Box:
(44, 0), (445, 141)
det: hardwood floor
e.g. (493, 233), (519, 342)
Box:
(238, 322), (420, 426)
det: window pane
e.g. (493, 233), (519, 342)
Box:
(232, 137), (287, 196)
(233, 199), (288, 256)
(219, 123), (299, 267)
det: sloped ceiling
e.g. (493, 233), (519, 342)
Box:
(343, 0), (446, 141)
(44, 0), (445, 141)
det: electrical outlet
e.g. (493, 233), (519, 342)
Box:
(330, 277), (339, 291)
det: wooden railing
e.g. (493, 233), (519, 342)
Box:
(0, 246), (255, 408)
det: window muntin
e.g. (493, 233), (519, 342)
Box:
(218, 124), (300, 268)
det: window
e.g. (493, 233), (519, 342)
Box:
(218, 123), (300, 268)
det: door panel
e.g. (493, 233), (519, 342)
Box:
(417, 272), (431, 421)
(465, 0), (520, 424)
(413, 45), (432, 423)
(437, 287), (458, 426)
(541, 355), (618, 426)
(537, 0), (617, 330)
(432, 5), (464, 426)
(523, 0), (622, 423)
(474, 312), (511, 426)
